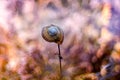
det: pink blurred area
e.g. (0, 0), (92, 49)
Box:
(0, 0), (120, 80)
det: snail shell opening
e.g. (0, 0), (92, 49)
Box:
(42, 24), (64, 44)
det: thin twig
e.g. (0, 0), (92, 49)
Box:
(58, 44), (62, 79)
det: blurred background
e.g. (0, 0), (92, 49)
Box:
(0, 0), (120, 80)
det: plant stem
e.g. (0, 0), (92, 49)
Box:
(58, 44), (62, 79)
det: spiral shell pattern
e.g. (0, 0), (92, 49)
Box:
(42, 24), (64, 44)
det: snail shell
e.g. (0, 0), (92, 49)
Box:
(42, 24), (64, 44)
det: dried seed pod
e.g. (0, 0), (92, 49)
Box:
(42, 24), (64, 44)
